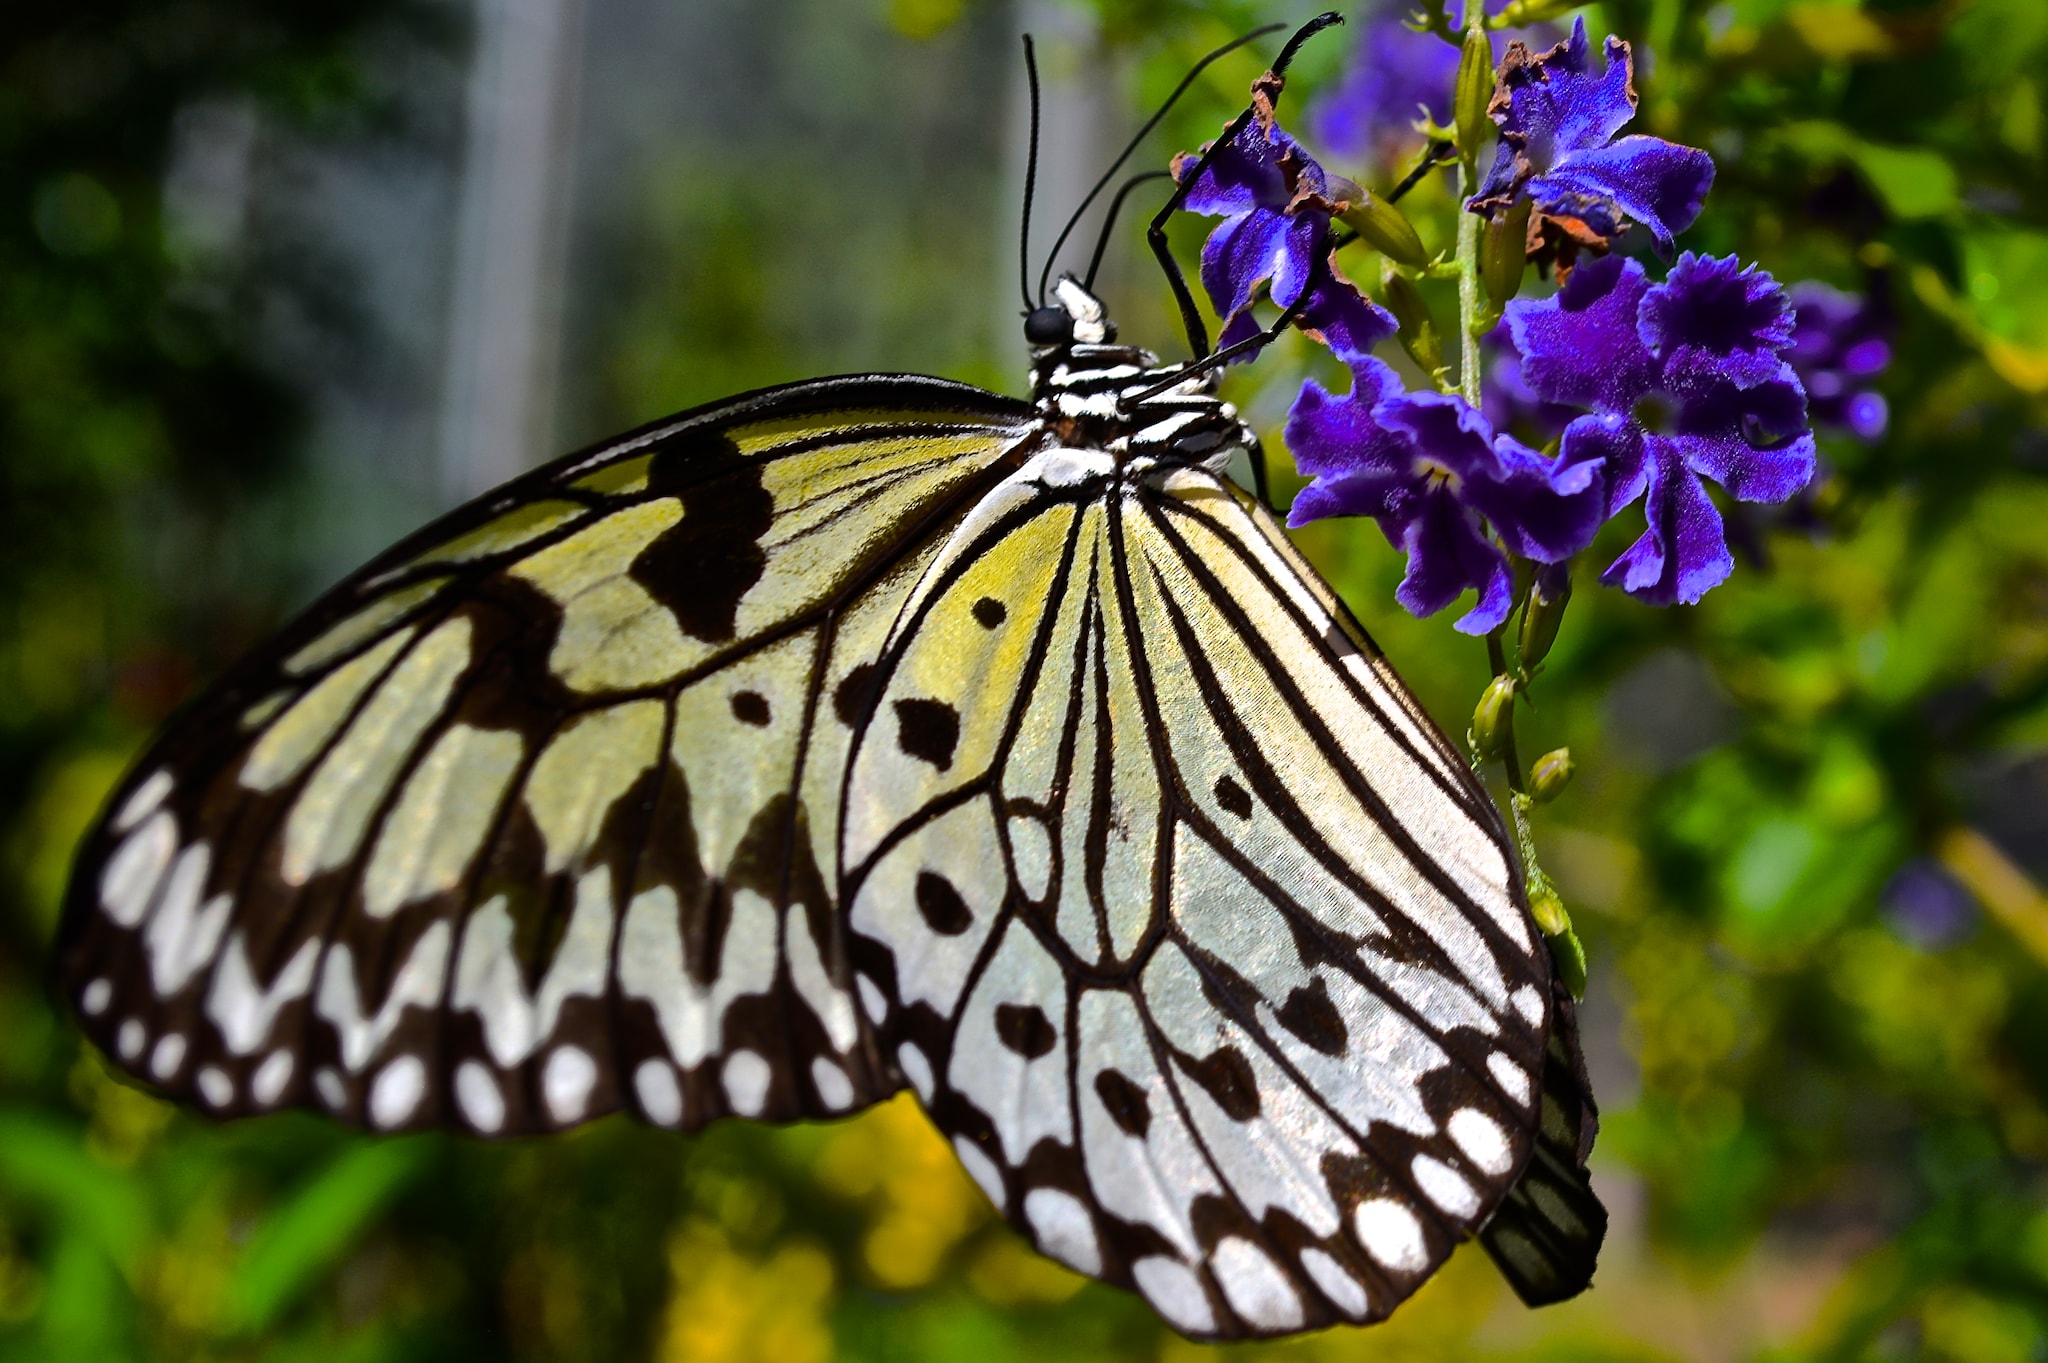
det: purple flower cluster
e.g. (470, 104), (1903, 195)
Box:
(1288, 356), (1604, 633)
(1170, 22), (1819, 628)
(1786, 282), (1892, 442)
(1469, 18), (1714, 259)
(1173, 73), (1394, 359)
(1507, 254), (1817, 604)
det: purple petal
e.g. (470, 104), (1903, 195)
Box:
(1497, 20), (1638, 172)
(1474, 435), (1608, 562)
(1639, 253), (1794, 389)
(1600, 440), (1733, 605)
(1283, 361), (1408, 492)
(1506, 254), (1658, 412)
(1846, 391), (1889, 441)
(1376, 388), (1499, 483)
(1559, 411), (1647, 514)
(1394, 488), (1516, 634)
(1531, 135), (1715, 256)
(1295, 265), (1397, 366)
(1216, 306), (1266, 360)
(1178, 120), (1290, 219)
(1270, 210), (1330, 311)
(1673, 374), (1816, 502)
(1199, 209), (1290, 322)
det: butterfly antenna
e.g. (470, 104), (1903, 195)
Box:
(1082, 169), (1173, 289)
(1036, 21), (1286, 306)
(1019, 34), (1043, 314)
(1144, 11), (1345, 359)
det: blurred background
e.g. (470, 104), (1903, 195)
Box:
(4, 0), (2048, 1358)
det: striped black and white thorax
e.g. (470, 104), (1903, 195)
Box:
(1028, 277), (1258, 474)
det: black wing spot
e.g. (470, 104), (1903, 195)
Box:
(1276, 976), (1347, 1056)
(630, 431), (774, 643)
(994, 1003), (1057, 1059)
(1214, 774), (1253, 819)
(893, 698), (959, 770)
(1180, 1045), (1260, 1121)
(1094, 1068), (1151, 1137)
(833, 662), (879, 729)
(972, 596), (1007, 629)
(914, 870), (973, 936)
(729, 690), (771, 726)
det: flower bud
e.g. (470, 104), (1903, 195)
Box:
(1379, 263), (1444, 377)
(1340, 192), (1429, 269)
(1495, 0), (1588, 24)
(1481, 199), (1533, 307)
(1548, 923), (1588, 999)
(1530, 748), (1574, 802)
(1470, 674), (1516, 760)
(1454, 26), (1496, 162)
(1517, 563), (1571, 669)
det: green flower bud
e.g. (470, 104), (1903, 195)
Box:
(1454, 26), (1496, 162)
(1530, 748), (1575, 802)
(1494, 0), (1587, 25)
(1379, 263), (1445, 377)
(1339, 192), (1430, 269)
(1481, 199), (1533, 307)
(1471, 674), (1516, 760)
(1517, 565), (1571, 669)
(1548, 925), (1588, 1000)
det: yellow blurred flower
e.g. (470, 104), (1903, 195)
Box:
(812, 1092), (990, 1290)
(658, 1221), (835, 1363)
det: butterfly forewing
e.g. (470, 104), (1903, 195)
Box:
(839, 450), (1552, 1339)
(61, 374), (1037, 1136)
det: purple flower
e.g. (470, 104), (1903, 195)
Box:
(1787, 282), (1892, 442)
(1508, 252), (1817, 605)
(1313, 4), (1559, 170)
(1311, 6), (1459, 166)
(1175, 73), (1379, 349)
(1482, 323), (1578, 442)
(1286, 356), (1605, 634)
(1468, 17), (1715, 258)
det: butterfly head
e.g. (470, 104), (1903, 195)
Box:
(1028, 277), (1255, 474)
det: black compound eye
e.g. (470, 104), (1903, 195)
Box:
(1024, 306), (1073, 346)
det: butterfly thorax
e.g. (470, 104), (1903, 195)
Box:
(1028, 278), (1255, 474)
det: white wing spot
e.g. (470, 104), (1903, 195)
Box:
(1411, 1154), (1479, 1216)
(455, 878), (615, 1069)
(722, 1050), (772, 1117)
(1354, 1198), (1427, 1272)
(1487, 1052), (1532, 1106)
(1131, 1257), (1215, 1335)
(456, 1061), (506, 1133)
(196, 1066), (233, 1108)
(207, 934), (319, 1055)
(810, 1057), (854, 1112)
(897, 1042), (934, 1100)
(784, 904), (859, 1053)
(316, 924), (452, 1072)
(252, 1051), (294, 1107)
(952, 1137), (1006, 1209)
(80, 979), (111, 1016)
(100, 811), (175, 928)
(634, 1059), (683, 1127)
(1448, 1107), (1514, 1175)
(1023, 1187), (1101, 1276)
(370, 1055), (426, 1128)
(543, 1046), (598, 1124)
(117, 1019), (145, 1060)
(1511, 984), (1545, 1027)
(314, 1067), (347, 1111)
(857, 974), (888, 1025)
(114, 770), (173, 833)
(1212, 1236), (1304, 1332)
(1299, 1247), (1367, 1317)
(149, 1033), (186, 1081)
(143, 844), (231, 996)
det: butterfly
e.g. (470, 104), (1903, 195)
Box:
(55, 30), (1603, 1340)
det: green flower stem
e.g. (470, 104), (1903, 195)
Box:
(1455, 1), (1488, 410)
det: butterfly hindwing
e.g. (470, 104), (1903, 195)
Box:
(60, 374), (1037, 1135)
(840, 448), (1553, 1339)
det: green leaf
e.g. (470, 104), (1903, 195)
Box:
(222, 1136), (433, 1334)
(0, 1111), (150, 1270)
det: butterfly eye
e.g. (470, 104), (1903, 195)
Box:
(1024, 306), (1073, 346)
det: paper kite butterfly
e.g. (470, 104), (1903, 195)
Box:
(56, 20), (1604, 1342)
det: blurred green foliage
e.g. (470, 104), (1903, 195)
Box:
(3, 0), (2048, 1359)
